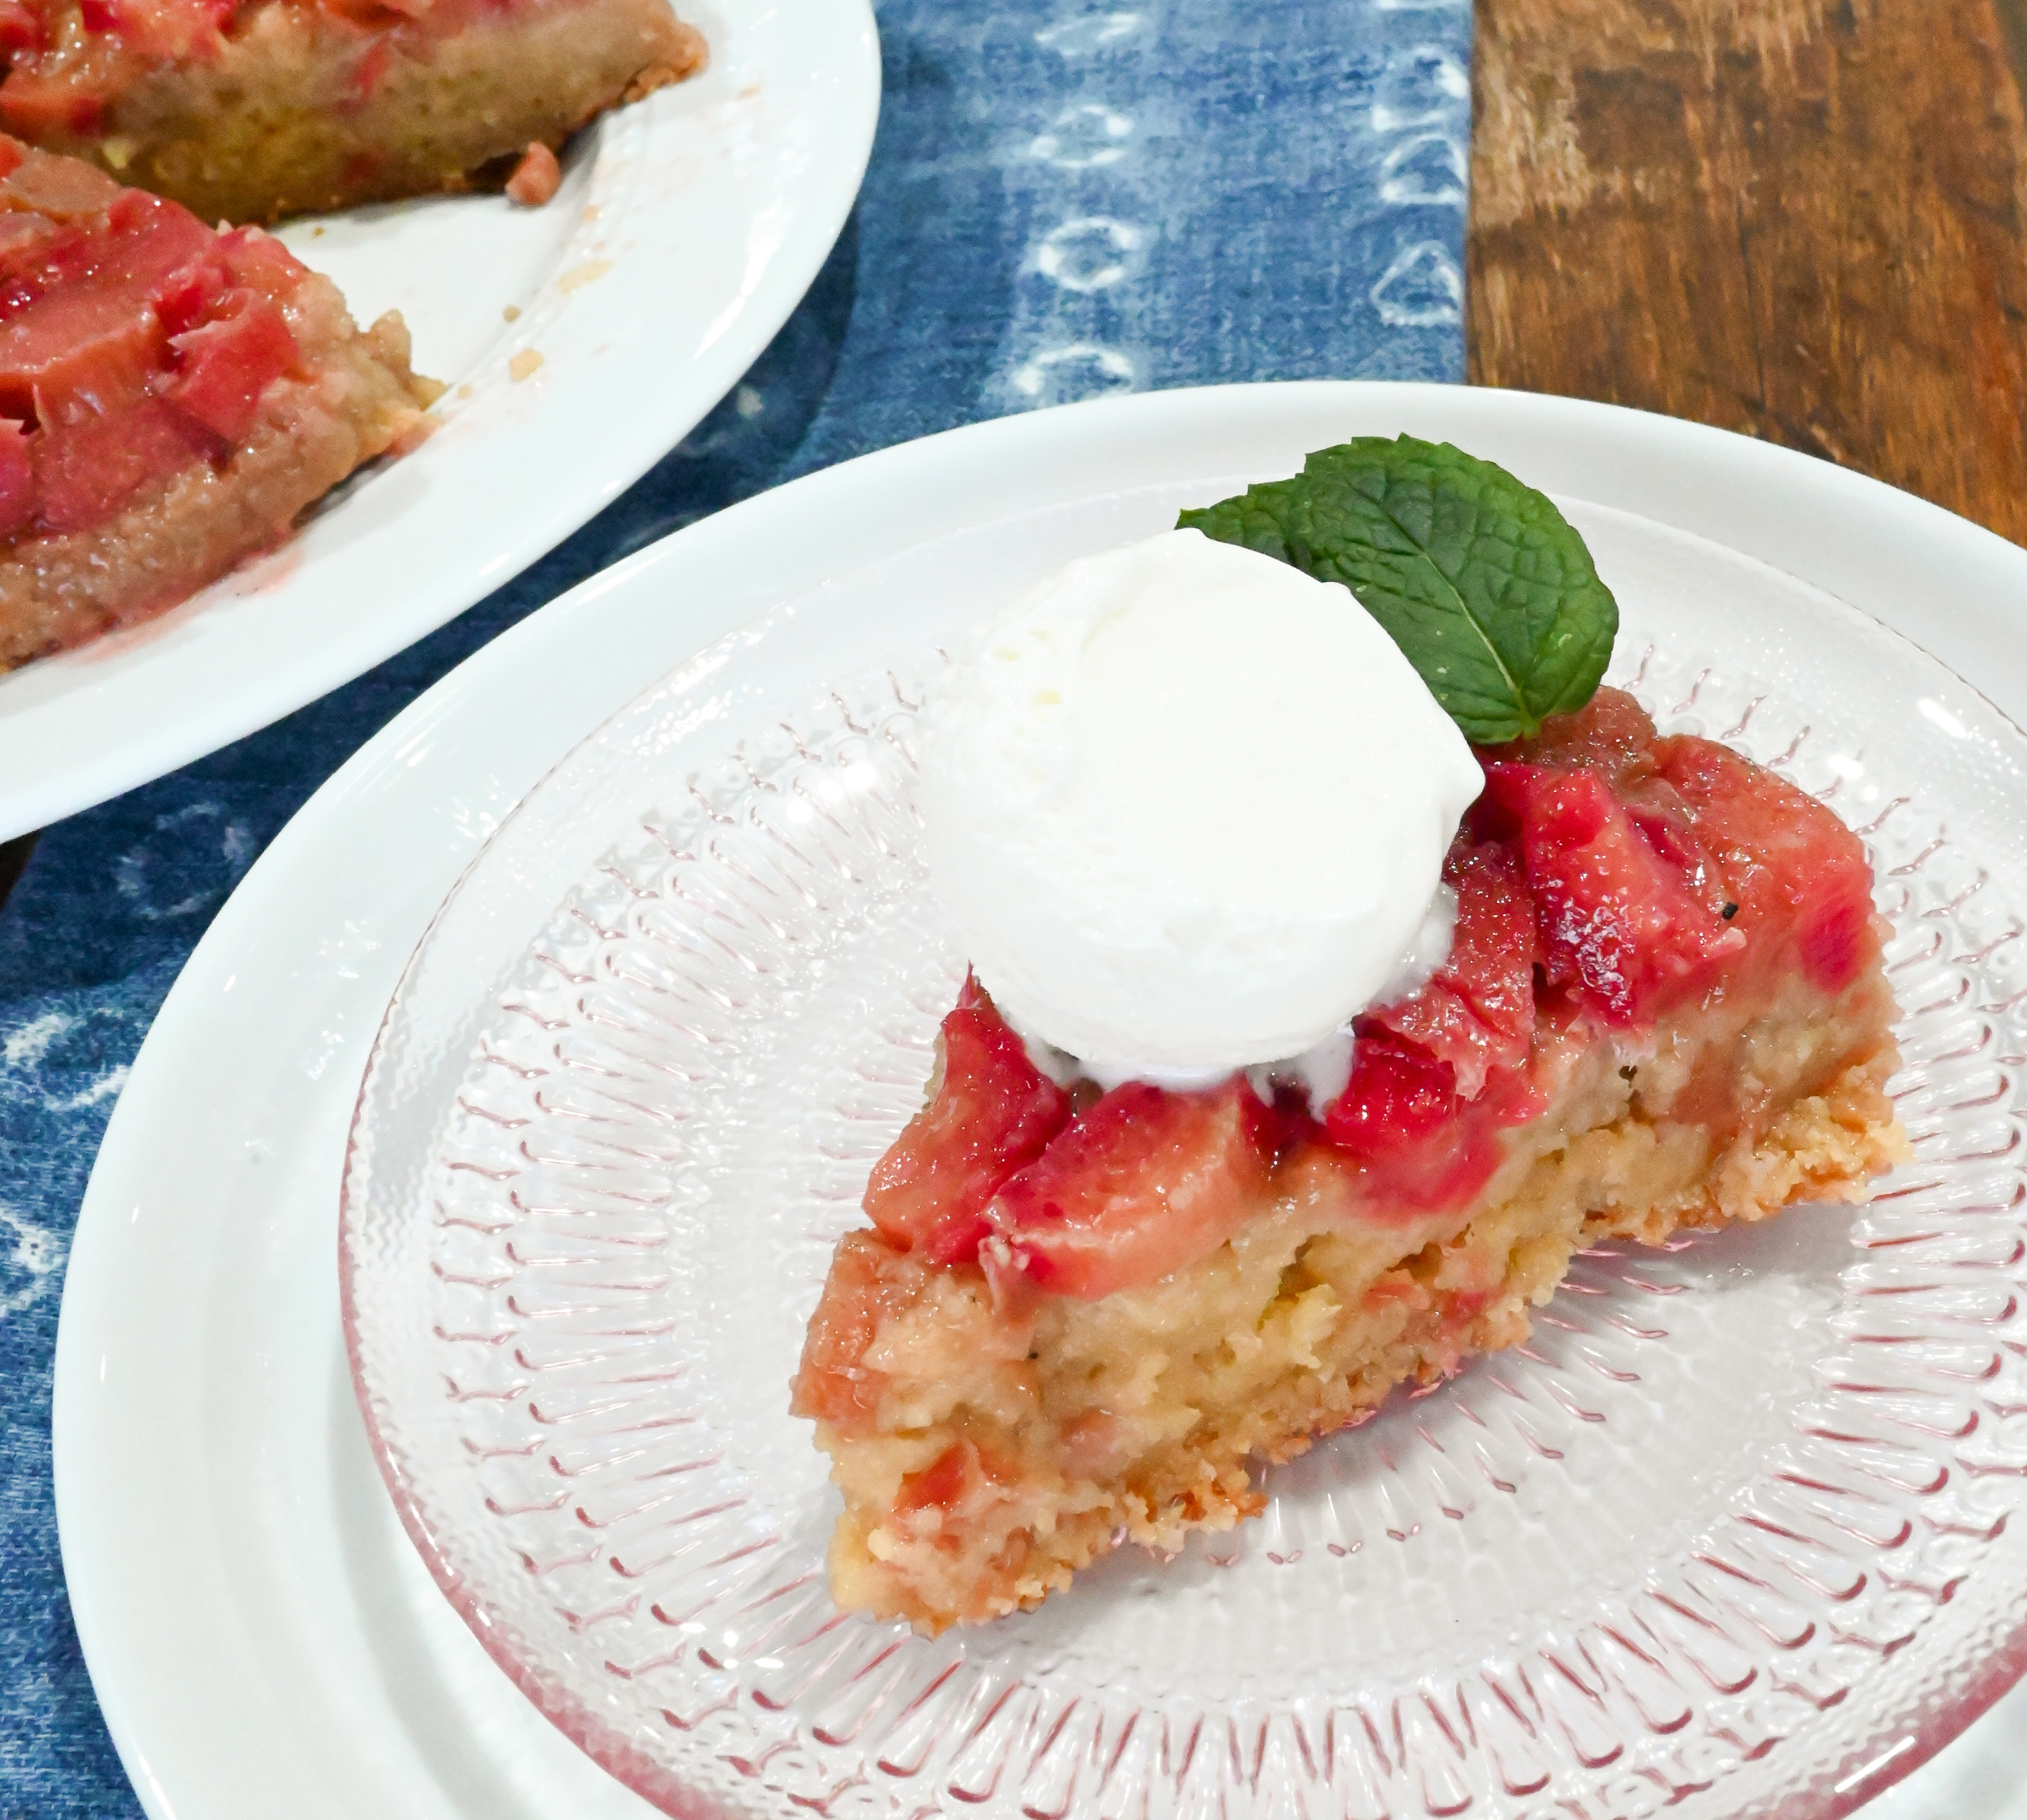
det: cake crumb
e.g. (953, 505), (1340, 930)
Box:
(456, 383), (474, 400)
(559, 259), (612, 293)
(502, 304), (521, 322)
(505, 142), (561, 207)
(509, 348), (543, 382)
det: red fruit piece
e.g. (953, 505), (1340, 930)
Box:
(788, 1230), (922, 1437)
(1505, 685), (1660, 783)
(0, 283), (157, 422)
(1658, 734), (1879, 993)
(0, 414), (30, 538)
(894, 1437), (1014, 1520)
(1319, 1029), (1519, 1215)
(1513, 765), (1744, 1023)
(864, 974), (1070, 1266)
(506, 142), (562, 208)
(32, 392), (212, 532)
(1469, 687), (1661, 842)
(162, 288), (298, 442)
(1621, 794), (1730, 918)
(1372, 838), (1535, 1098)
(0, 4), (42, 55)
(152, 253), (232, 337)
(79, 0), (237, 58)
(94, 192), (216, 295)
(215, 226), (309, 302)
(983, 1077), (1272, 1300)
(1469, 759), (1537, 846)
(0, 139), (121, 222)
(0, 77), (105, 142)
(1322, 1032), (1457, 1156)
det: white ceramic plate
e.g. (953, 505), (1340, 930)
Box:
(54, 383), (2027, 1820)
(0, 0), (878, 845)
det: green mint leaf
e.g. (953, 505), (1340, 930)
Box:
(1177, 435), (1618, 743)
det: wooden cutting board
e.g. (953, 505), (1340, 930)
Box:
(1468, 0), (2027, 544)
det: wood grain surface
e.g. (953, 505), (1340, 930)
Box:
(1468, 0), (2027, 542)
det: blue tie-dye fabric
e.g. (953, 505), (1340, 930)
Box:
(0, 1), (1468, 1807)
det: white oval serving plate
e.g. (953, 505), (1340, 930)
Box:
(0, 0), (878, 844)
(54, 383), (2027, 1820)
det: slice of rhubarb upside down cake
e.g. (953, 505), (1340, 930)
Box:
(791, 684), (1907, 1633)
(791, 438), (1908, 1635)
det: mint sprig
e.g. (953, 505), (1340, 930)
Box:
(1177, 435), (1618, 744)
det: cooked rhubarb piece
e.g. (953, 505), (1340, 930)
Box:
(0, 0), (704, 224)
(982, 1075), (1276, 1301)
(864, 972), (1072, 1266)
(0, 133), (436, 670)
(791, 688), (1908, 1631)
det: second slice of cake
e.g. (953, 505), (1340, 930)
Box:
(0, 0), (705, 223)
(0, 132), (438, 668)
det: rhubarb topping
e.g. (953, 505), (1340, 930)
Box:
(864, 973), (1071, 1266)
(874, 688), (1885, 1302)
(0, 133), (311, 544)
(982, 1077), (1274, 1301)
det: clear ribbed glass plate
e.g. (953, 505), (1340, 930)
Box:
(341, 492), (2027, 1820)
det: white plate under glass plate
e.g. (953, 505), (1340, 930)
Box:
(54, 383), (2027, 1820)
(0, 0), (878, 844)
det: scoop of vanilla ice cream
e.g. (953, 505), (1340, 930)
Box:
(919, 527), (1485, 1077)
